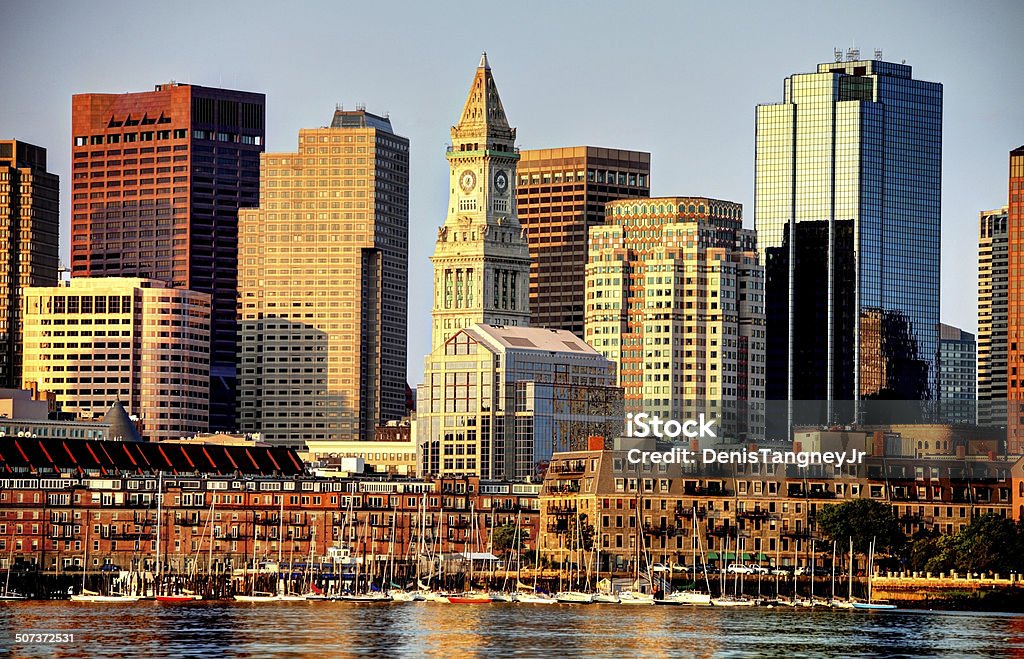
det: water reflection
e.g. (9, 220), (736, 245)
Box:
(0, 602), (1022, 658)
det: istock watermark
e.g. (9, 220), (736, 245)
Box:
(625, 412), (718, 439)
(625, 446), (867, 468)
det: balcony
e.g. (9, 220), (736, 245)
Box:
(545, 484), (582, 495)
(738, 509), (771, 520)
(643, 523), (679, 537)
(547, 504), (577, 516)
(550, 461), (586, 475)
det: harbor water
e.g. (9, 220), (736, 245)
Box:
(2, 601), (1023, 657)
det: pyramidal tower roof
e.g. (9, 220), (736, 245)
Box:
(452, 52), (515, 143)
(102, 400), (145, 442)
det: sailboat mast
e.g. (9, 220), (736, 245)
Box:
(155, 471), (162, 594)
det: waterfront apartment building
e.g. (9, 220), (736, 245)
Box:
(755, 57), (942, 436)
(516, 147), (650, 337)
(20, 277), (211, 441)
(417, 324), (623, 481)
(585, 197), (766, 441)
(541, 443), (1013, 575)
(978, 206), (1008, 428)
(0, 141), (59, 388)
(430, 54), (531, 351)
(1006, 146), (1024, 452)
(237, 109), (409, 447)
(935, 324), (976, 425)
(0, 436), (540, 576)
(71, 83), (265, 431)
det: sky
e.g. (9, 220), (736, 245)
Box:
(2, 0), (1022, 387)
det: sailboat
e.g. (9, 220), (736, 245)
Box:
(852, 538), (896, 610)
(151, 472), (201, 602)
(618, 502), (654, 605)
(662, 510), (712, 605)
(70, 523), (140, 602)
(712, 535), (754, 607)
(448, 503), (492, 604)
(556, 506), (593, 604)
(0, 545), (26, 600)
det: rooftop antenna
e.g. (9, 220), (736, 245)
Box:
(846, 46), (860, 62)
(834, 48), (843, 63)
(874, 48), (883, 60)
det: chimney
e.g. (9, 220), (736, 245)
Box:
(873, 431), (885, 456)
(588, 435), (605, 451)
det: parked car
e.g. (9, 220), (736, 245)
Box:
(726, 564), (753, 574)
(100, 563), (122, 572)
(747, 564), (770, 574)
(771, 566), (792, 576)
(650, 562), (671, 573)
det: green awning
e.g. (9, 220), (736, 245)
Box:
(741, 552), (752, 561)
(755, 552), (769, 561)
(706, 552), (719, 559)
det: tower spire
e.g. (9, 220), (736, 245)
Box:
(453, 54), (514, 144)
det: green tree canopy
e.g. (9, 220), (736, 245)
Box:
(816, 498), (905, 554)
(490, 524), (523, 554)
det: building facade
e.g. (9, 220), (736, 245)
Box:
(21, 278), (211, 441)
(978, 206), (1008, 428)
(755, 57), (942, 436)
(1006, 147), (1024, 452)
(71, 83), (265, 431)
(417, 324), (623, 481)
(0, 436), (540, 580)
(585, 197), (765, 441)
(237, 109), (409, 447)
(0, 141), (59, 388)
(935, 324), (976, 425)
(430, 54), (531, 351)
(516, 147), (650, 337)
(541, 444), (1012, 575)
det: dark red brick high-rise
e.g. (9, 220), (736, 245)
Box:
(71, 83), (265, 431)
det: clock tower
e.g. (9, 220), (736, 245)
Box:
(430, 53), (531, 350)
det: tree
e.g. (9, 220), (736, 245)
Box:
(816, 499), (906, 555)
(491, 524), (523, 554)
(950, 514), (1020, 574)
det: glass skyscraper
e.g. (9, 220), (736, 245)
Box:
(755, 56), (942, 436)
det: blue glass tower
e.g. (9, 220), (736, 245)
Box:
(755, 56), (942, 436)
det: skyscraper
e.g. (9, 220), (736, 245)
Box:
(1005, 146), (1024, 451)
(71, 83), (265, 431)
(936, 323), (976, 425)
(430, 54), (531, 351)
(237, 109), (409, 447)
(978, 206), (1008, 428)
(21, 277), (210, 441)
(755, 55), (942, 435)
(585, 197), (765, 441)
(516, 147), (650, 337)
(0, 140), (59, 388)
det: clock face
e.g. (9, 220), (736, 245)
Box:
(459, 170), (477, 194)
(494, 170), (508, 194)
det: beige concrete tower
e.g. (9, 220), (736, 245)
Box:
(430, 53), (530, 350)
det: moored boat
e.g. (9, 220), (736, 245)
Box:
(155, 594), (202, 602)
(555, 591), (593, 604)
(618, 590), (655, 605)
(447, 592), (492, 604)
(516, 592), (557, 604)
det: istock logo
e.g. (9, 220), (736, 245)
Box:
(625, 412), (718, 439)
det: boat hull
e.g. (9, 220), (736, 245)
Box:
(448, 595), (492, 604)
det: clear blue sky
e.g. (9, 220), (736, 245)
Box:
(2, 0), (1021, 387)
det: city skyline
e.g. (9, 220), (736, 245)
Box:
(1, 1), (1022, 388)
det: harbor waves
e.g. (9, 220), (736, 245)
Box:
(626, 447), (867, 469)
(1, 601), (1023, 658)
